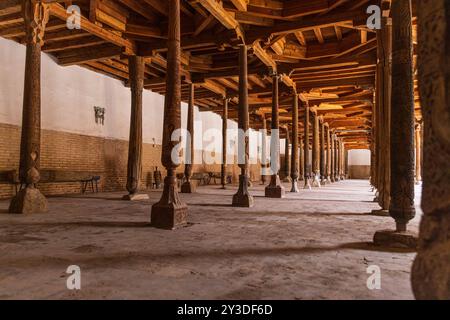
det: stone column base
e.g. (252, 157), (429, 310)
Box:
(151, 202), (188, 230)
(232, 175), (254, 207)
(265, 185), (285, 198)
(283, 176), (292, 183)
(373, 229), (418, 249)
(151, 175), (188, 230)
(290, 179), (299, 193)
(122, 193), (149, 201)
(180, 181), (196, 193)
(9, 187), (48, 214)
(303, 178), (312, 190)
(312, 175), (321, 188)
(265, 174), (285, 198)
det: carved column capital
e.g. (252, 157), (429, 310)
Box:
(23, 0), (49, 46)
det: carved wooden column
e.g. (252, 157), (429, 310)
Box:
(340, 139), (345, 180)
(265, 74), (285, 198)
(345, 148), (349, 178)
(374, 0), (416, 246)
(325, 123), (331, 183)
(330, 130), (335, 182)
(412, 0), (450, 299)
(319, 117), (326, 185)
(337, 136), (341, 181)
(388, 0), (415, 232)
(414, 123), (422, 184)
(299, 134), (304, 181)
(290, 93), (299, 192)
(373, 16), (392, 213)
(221, 98), (228, 189)
(181, 83), (195, 193)
(260, 114), (268, 185)
(232, 44), (254, 207)
(122, 56), (148, 201)
(150, 0), (187, 229)
(311, 109), (321, 187)
(283, 126), (291, 182)
(334, 133), (339, 181)
(9, 0), (49, 214)
(303, 101), (311, 189)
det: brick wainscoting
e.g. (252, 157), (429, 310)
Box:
(0, 123), (262, 199)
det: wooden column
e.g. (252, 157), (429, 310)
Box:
(232, 44), (254, 207)
(290, 93), (299, 192)
(311, 109), (321, 187)
(283, 126), (291, 182)
(414, 123), (422, 184)
(299, 134), (304, 181)
(330, 130), (335, 182)
(345, 148), (349, 178)
(123, 56), (148, 200)
(220, 98), (228, 189)
(334, 133), (339, 181)
(181, 83), (196, 193)
(265, 74), (285, 198)
(388, 0), (416, 232)
(319, 117), (326, 185)
(9, 0), (49, 214)
(303, 101), (311, 189)
(150, 0), (187, 229)
(337, 136), (341, 181)
(340, 139), (345, 180)
(374, 16), (392, 212)
(412, 0), (450, 299)
(325, 123), (331, 183)
(260, 114), (268, 185)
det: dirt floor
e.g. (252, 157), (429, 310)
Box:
(0, 179), (422, 299)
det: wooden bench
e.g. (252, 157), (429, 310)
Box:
(177, 172), (211, 186)
(39, 170), (101, 193)
(0, 169), (101, 194)
(209, 172), (233, 185)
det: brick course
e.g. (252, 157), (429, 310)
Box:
(0, 123), (261, 199)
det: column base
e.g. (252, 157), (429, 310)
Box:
(232, 174), (254, 207)
(411, 214), (450, 299)
(369, 209), (390, 217)
(312, 175), (321, 188)
(151, 176), (188, 230)
(373, 191), (379, 202)
(320, 177), (327, 186)
(122, 193), (149, 201)
(373, 229), (418, 249)
(303, 178), (312, 190)
(8, 187), (48, 214)
(265, 175), (285, 198)
(290, 178), (299, 193)
(283, 176), (292, 183)
(180, 181), (196, 193)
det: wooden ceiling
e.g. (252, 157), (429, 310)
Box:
(0, 0), (420, 149)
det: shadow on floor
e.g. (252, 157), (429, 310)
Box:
(0, 241), (416, 267)
(252, 195), (375, 203)
(189, 203), (233, 208)
(2, 220), (152, 228)
(49, 195), (141, 201)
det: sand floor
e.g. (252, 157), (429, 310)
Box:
(0, 179), (422, 299)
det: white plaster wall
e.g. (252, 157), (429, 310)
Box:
(0, 37), (245, 155)
(348, 149), (371, 165)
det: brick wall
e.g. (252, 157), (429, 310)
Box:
(0, 123), (261, 199)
